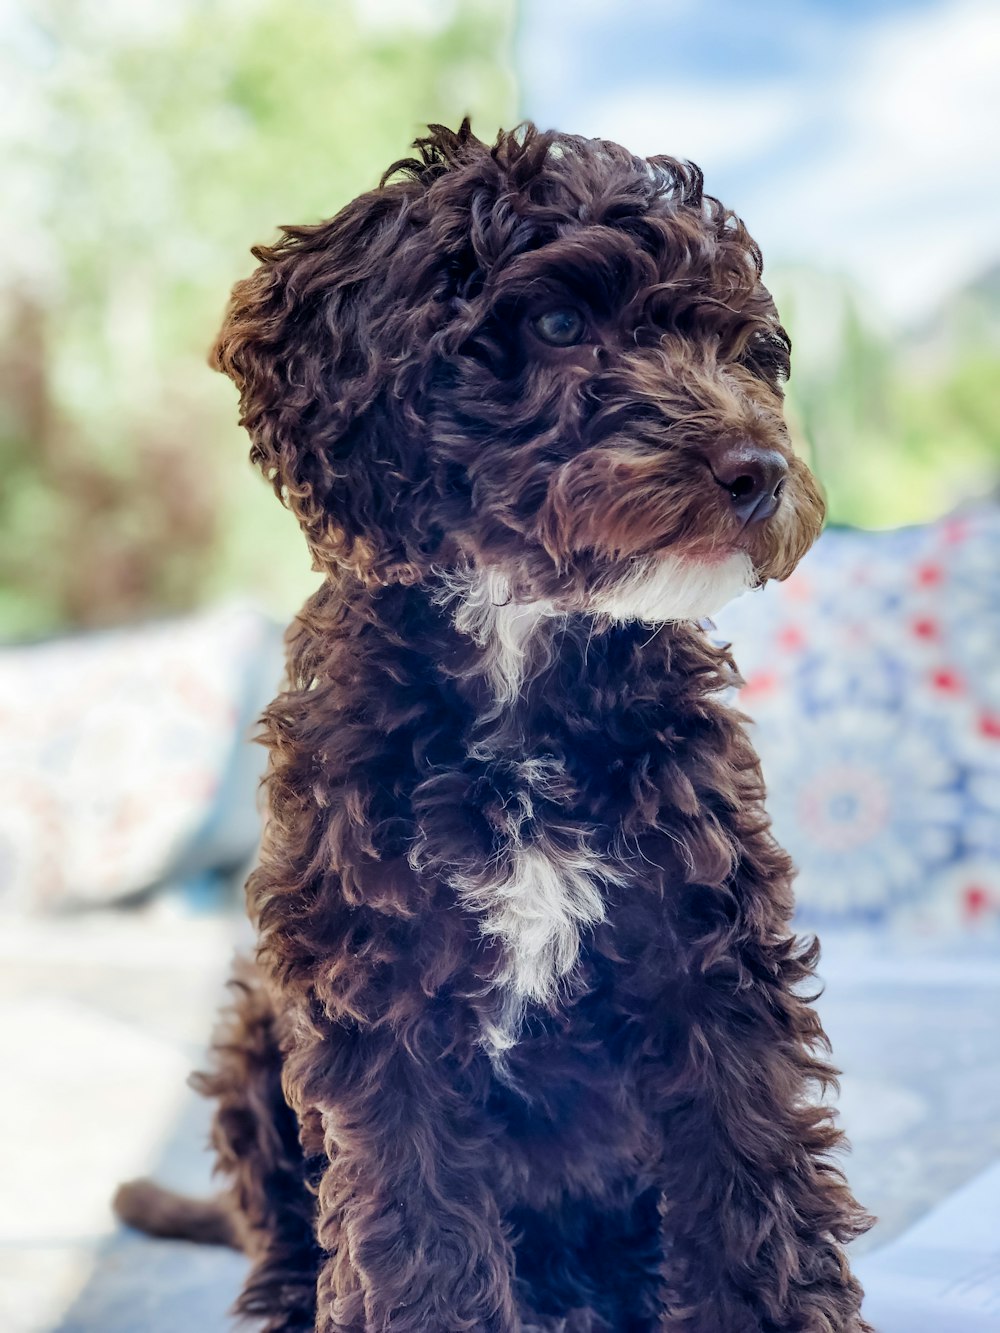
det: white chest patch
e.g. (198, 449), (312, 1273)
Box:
(435, 566), (557, 711)
(434, 554), (753, 1058)
(451, 829), (622, 1056)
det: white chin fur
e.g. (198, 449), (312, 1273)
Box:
(592, 552), (755, 624)
(437, 554), (755, 706)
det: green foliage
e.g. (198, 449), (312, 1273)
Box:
(1, 0), (515, 637)
(773, 268), (1000, 529)
(1, 6), (997, 639)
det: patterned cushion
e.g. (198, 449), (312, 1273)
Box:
(0, 603), (281, 913)
(714, 505), (1000, 930)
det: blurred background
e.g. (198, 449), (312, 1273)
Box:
(2, 0), (998, 642)
(0, 2), (998, 1331)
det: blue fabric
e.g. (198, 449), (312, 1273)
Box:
(714, 506), (1000, 930)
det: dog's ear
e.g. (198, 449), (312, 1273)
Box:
(211, 185), (437, 585)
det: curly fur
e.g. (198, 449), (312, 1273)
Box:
(116, 121), (872, 1331)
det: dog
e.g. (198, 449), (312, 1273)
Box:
(116, 121), (873, 1332)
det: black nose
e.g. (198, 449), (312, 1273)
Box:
(712, 445), (788, 525)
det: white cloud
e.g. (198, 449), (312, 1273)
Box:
(524, 0), (1000, 325)
(757, 0), (1000, 320)
(578, 84), (799, 171)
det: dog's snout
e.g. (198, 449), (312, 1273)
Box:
(712, 444), (788, 525)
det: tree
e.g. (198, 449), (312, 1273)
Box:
(0, 0), (516, 636)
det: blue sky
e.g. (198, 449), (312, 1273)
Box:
(517, 0), (999, 326)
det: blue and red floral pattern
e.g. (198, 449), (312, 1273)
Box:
(714, 505), (1000, 931)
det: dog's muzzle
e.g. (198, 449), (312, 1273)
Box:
(711, 443), (788, 527)
(714, 442), (789, 525)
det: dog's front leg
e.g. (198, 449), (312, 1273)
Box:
(644, 932), (873, 1333)
(288, 1026), (519, 1333)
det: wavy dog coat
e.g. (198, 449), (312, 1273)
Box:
(117, 122), (872, 1332)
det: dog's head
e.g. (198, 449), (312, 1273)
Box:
(213, 121), (824, 620)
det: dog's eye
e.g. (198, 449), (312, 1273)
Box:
(744, 328), (791, 385)
(532, 308), (587, 347)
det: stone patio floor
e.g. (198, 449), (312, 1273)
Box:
(2, 904), (999, 1332)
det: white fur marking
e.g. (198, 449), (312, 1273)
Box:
(435, 567), (556, 709)
(452, 834), (621, 1055)
(593, 551), (755, 623)
(435, 554), (751, 1057)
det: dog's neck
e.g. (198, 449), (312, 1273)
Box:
(431, 566), (561, 713)
(428, 552), (752, 714)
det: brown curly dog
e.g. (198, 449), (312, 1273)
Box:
(116, 121), (873, 1332)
